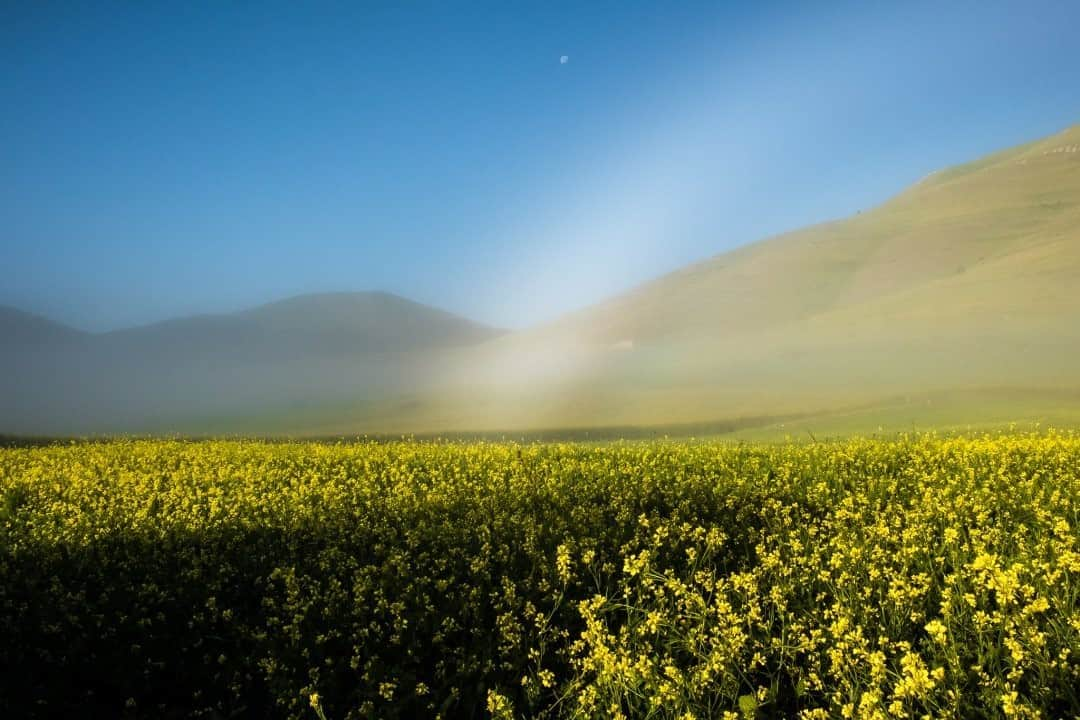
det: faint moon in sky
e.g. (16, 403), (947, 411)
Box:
(559, 55), (569, 64)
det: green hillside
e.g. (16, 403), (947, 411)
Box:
(359, 124), (1080, 437)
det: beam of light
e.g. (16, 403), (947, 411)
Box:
(426, 1), (1037, 432)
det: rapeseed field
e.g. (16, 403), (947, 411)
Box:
(1, 434), (1078, 718)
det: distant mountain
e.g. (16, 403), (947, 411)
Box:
(0, 292), (502, 435)
(0, 306), (86, 347)
(100, 291), (503, 360)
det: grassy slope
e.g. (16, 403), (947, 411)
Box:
(320, 125), (1080, 437)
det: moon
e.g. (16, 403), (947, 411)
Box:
(560, 55), (569, 65)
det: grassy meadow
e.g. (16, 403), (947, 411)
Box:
(2, 434), (1079, 719)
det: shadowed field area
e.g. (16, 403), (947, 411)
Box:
(3, 435), (1079, 718)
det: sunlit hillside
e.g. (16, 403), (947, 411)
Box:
(382, 125), (1080, 436)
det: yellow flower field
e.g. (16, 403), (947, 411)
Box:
(1, 434), (1078, 718)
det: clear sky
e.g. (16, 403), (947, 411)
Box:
(3, 0), (1080, 332)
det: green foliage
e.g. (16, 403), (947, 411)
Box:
(1, 434), (1078, 718)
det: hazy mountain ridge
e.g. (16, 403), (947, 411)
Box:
(6, 291), (502, 353)
(0, 292), (502, 434)
(0, 306), (88, 346)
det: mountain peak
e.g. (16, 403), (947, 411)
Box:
(233, 290), (503, 350)
(0, 306), (85, 346)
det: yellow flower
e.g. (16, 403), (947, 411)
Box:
(924, 619), (947, 645)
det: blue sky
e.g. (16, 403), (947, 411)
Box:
(3, 0), (1080, 331)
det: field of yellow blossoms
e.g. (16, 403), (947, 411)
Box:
(2, 434), (1079, 719)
